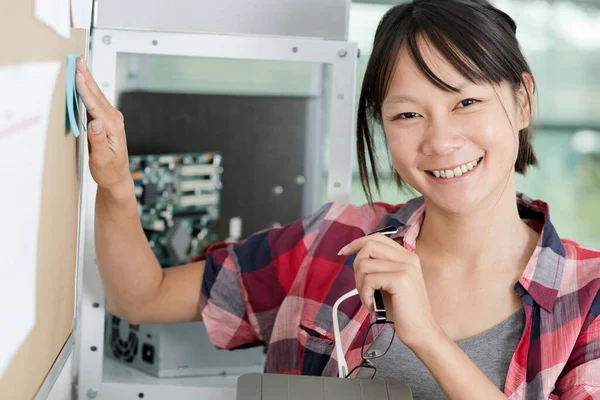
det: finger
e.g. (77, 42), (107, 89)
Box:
(87, 120), (115, 168)
(76, 57), (113, 109)
(75, 69), (110, 118)
(354, 258), (407, 295)
(359, 272), (403, 313)
(339, 233), (403, 256)
(353, 240), (412, 266)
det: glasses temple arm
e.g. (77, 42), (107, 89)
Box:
(332, 288), (359, 378)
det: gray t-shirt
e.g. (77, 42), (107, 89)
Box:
(359, 307), (525, 399)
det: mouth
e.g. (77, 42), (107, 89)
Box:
(425, 157), (484, 179)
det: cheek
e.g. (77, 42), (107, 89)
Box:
(383, 122), (422, 153)
(383, 126), (424, 188)
(383, 125), (422, 167)
(469, 110), (519, 157)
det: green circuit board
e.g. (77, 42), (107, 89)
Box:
(129, 152), (223, 267)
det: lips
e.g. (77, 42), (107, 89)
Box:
(426, 157), (483, 179)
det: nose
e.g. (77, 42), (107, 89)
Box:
(421, 119), (466, 156)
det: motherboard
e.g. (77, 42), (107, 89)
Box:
(129, 152), (223, 267)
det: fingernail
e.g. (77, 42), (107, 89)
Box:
(76, 71), (84, 80)
(337, 245), (349, 256)
(78, 57), (87, 70)
(90, 120), (103, 134)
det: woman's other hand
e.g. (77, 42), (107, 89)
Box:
(339, 234), (442, 349)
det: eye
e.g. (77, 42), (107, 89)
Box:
(456, 98), (479, 109)
(392, 112), (421, 121)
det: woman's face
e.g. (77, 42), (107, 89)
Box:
(381, 41), (531, 214)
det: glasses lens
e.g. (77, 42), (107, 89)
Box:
(362, 322), (394, 360)
(347, 362), (376, 379)
(361, 364), (376, 379)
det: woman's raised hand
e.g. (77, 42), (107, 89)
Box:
(75, 57), (133, 195)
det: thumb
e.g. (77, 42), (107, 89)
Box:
(87, 120), (112, 165)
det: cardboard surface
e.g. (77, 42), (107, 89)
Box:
(0, 0), (85, 398)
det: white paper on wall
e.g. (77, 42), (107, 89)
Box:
(71, 0), (94, 30)
(34, 0), (71, 38)
(0, 61), (61, 378)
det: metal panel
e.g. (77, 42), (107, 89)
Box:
(104, 316), (265, 378)
(34, 335), (73, 400)
(78, 29), (356, 399)
(119, 92), (317, 237)
(101, 358), (237, 400)
(94, 0), (350, 41)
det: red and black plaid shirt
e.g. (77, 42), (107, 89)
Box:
(200, 193), (600, 399)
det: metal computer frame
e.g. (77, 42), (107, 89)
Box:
(74, 28), (357, 399)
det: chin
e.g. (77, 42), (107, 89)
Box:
(422, 190), (485, 215)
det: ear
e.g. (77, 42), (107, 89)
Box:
(517, 72), (535, 131)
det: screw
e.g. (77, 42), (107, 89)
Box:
(273, 186), (284, 196)
(337, 48), (347, 58)
(152, 40), (158, 46)
(292, 47), (298, 53)
(87, 388), (98, 398)
(295, 176), (305, 185)
(102, 35), (112, 45)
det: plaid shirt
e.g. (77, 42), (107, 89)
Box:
(200, 193), (600, 399)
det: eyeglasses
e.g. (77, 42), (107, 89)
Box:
(333, 289), (395, 379)
(348, 314), (395, 379)
(333, 226), (398, 379)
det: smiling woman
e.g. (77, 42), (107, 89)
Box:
(356, 0), (537, 206)
(79, 0), (600, 399)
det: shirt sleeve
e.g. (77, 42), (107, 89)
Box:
(555, 291), (600, 399)
(199, 202), (334, 350)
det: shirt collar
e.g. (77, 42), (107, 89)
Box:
(379, 193), (565, 313)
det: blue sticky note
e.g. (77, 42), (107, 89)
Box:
(66, 54), (87, 137)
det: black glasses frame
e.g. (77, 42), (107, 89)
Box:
(345, 225), (399, 379)
(345, 319), (394, 379)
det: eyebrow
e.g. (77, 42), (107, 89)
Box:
(384, 94), (419, 105)
(383, 82), (471, 106)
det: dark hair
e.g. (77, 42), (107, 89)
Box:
(357, 0), (538, 204)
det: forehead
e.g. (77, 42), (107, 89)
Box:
(388, 37), (471, 94)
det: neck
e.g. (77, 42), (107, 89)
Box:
(417, 185), (534, 271)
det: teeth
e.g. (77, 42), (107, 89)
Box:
(430, 158), (481, 179)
